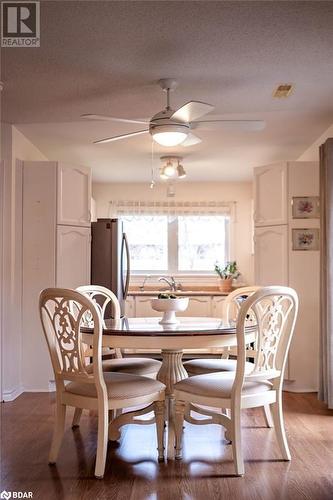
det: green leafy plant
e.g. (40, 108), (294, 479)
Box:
(214, 261), (240, 280)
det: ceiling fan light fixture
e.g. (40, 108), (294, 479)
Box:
(160, 160), (177, 178)
(177, 163), (186, 179)
(152, 130), (187, 147)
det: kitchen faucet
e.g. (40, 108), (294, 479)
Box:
(158, 276), (181, 292)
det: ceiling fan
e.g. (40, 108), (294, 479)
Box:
(82, 78), (265, 147)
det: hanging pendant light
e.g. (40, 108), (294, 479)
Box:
(160, 155), (187, 180)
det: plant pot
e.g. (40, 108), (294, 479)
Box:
(218, 278), (233, 293)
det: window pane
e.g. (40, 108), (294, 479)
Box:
(122, 216), (168, 271)
(178, 215), (228, 271)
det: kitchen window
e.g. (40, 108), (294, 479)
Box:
(122, 214), (230, 274)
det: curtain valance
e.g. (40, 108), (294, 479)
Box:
(109, 200), (235, 218)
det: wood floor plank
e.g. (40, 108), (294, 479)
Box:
(1, 392), (332, 500)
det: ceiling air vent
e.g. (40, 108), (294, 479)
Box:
(273, 84), (293, 98)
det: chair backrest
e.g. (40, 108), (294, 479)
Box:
(39, 288), (106, 396)
(223, 286), (260, 322)
(76, 285), (121, 324)
(233, 286), (298, 397)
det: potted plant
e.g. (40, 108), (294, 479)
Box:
(214, 261), (240, 292)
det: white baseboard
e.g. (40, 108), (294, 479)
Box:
(2, 385), (24, 402)
(283, 380), (318, 393)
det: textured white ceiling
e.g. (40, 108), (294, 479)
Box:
(2, 1), (333, 181)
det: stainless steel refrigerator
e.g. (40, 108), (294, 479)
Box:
(91, 218), (130, 317)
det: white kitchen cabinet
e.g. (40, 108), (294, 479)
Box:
(22, 161), (92, 391)
(211, 296), (226, 318)
(253, 161), (319, 392)
(254, 225), (288, 286)
(135, 296), (161, 317)
(56, 226), (91, 288)
(254, 163), (288, 226)
(179, 296), (212, 317)
(57, 163), (91, 226)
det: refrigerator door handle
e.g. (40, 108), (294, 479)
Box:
(122, 233), (130, 299)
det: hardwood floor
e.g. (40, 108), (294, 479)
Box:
(1, 392), (332, 500)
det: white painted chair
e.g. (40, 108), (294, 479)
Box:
(72, 285), (163, 427)
(183, 286), (275, 426)
(39, 288), (165, 478)
(76, 285), (162, 378)
(174, 286), (298, 476)
(183, 286), (260, 376)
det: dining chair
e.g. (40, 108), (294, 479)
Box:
(182, 286), (275, 425)
(174, 286), (298, 476)
(72, 285), (163, 427)
(183, 286), (260, 376)
(39, 288), (165, 478)
(76, 285), (162, 377)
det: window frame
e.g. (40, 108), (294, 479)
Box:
(122, 214), (233, 276)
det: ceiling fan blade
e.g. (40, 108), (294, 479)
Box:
(191, 120), (266, 131)
(82, 114), (149, 125)
(180, 132), (202, 147)
(171, 101), (214, 123)
(93, 129), (149, 144)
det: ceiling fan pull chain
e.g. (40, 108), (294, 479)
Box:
(150, 139), (155, 189)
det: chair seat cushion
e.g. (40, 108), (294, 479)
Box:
(174, 372), (272, 399)
(65, 372), (165, 400)
(86, 357), (162, 376)
(183, 358), (254, 376)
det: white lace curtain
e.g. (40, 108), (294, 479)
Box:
(109, 200), (236, 219)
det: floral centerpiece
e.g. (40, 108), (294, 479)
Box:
(214, 261), (240, 292)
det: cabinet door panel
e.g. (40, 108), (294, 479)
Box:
(211, 296), (226, 318)
(254, 226), (288, 285)
(56, 226), (91, 288)
(254, 163), (287, 226)
(57, 164), (91, 226)
(179, 297), (212, 317)
(135, 296), (160, 317)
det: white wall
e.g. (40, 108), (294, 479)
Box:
(93, 181), (254, 285)
(298, 123), (333, 161)
(1, 124), (48, 401)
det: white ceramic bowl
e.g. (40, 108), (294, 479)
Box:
(151, 297), (189, 324)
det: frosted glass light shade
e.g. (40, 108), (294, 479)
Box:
(152, 131), (187, 147)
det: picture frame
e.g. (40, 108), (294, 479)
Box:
(292, 196), (320, 219)
(292, 228), (320, 251)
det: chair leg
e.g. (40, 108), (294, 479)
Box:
(154, 400), (165, 461)
(49, 400), (67, 464)
(271, 396), (291, 461)
(94, 405), (109, 479)
(231, 406), (244, 476)
(72, 408), (83, 428)
(263, 404), (274, 428)
(174, 400), (186, 460)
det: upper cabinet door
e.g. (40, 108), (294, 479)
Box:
(57, 163), (92, 226)
(254, 163), (288, 226)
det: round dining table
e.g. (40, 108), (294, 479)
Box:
(82, 316), (257, 458)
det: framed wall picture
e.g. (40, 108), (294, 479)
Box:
(292, 228), (320, 251)
(292, 196), (320, 219)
